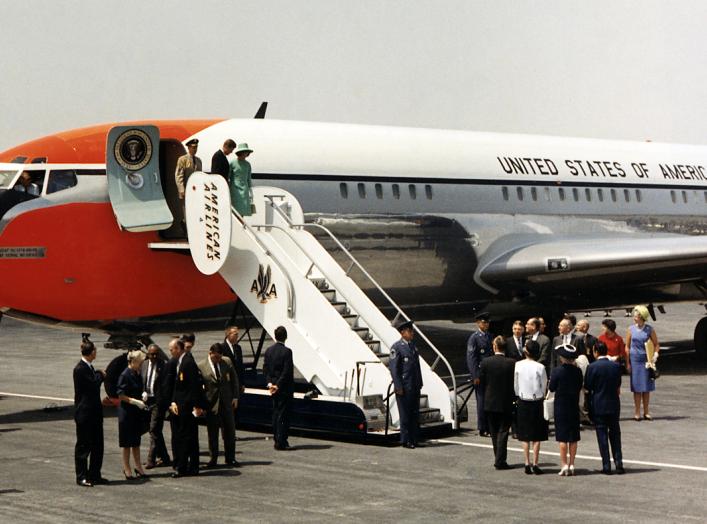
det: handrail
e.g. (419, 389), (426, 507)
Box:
(230, 208), (297, 318)
(384, 380), (394, 436)
(264, 195), (459, 429)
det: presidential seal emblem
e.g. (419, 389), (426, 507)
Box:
(114, 129), (152, 171)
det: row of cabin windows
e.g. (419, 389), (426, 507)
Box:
(340, 182), (433, 200)
(501, 186), (643, 203)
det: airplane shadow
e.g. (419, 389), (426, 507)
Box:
(286, 444), (333, 451)
(0, 406), (117, 425)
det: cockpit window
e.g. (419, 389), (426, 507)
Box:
(0, 170), (18, 188)
(47, 170), (78, 194)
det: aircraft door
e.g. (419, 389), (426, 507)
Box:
(106, 125), (173, 232)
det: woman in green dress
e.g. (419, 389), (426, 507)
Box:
(228, 143), (253, 216)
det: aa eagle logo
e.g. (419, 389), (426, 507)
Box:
(251, 264), (278, 303)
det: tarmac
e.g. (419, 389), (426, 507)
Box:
(1, 304), (706, 523)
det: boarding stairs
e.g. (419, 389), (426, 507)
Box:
(193, 182), (458, 435)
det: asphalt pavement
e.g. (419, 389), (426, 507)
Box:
(0, 304), (706, 523)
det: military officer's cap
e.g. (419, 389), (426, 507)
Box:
(185, 138), (199, 146)
(475, 312), (491, 322)
(391, 313), (414, 332)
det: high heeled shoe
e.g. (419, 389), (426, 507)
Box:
(134, 468), (147, 479)
(569, 465), (575, 476)
(558, 466), (569, 476)
(123, 470), (135, 480)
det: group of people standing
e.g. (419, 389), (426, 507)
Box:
(467, 306), (660, 476)
(73, 325), (295, 487)
(174, 137), (255, 223)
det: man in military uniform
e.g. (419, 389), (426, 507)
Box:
(174, 138), (202, 234)
(467, 312), (494, 436)
(389, 316), (423, 449)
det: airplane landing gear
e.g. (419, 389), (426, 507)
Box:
(694, 317), (707, 360)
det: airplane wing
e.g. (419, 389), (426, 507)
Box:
(475, 234), (707, 293)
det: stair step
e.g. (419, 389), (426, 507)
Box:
(342, 314), (359, 327)
(418, 407), (443, 424)
(419, 394), (429, 409)
(352, 326), (371, 341)
(320, 289), (337, 302)
(330, 302), (349, 314)
(309, 277), (329, 290)
(366, 340), (381, 353)
(379, 355), (390, 366)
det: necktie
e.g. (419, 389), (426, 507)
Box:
(564, 334), (569, 345)
(147, 362), (154, 396)
(215, 363), (221, 380)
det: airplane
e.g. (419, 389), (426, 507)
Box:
(1, 108), (707, 362)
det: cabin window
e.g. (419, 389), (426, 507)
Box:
(544, 187), (551, 201)
(682, 190), (688, 203)
(572, 188), (579, 201)
(530, 187), (538, 201)
(392, 184), (400, 199)
(339, 183), (348, 199)
(597, 188), (604, 202)
(0, 170), (17, 188)
(558, 188), (565, 201)
(610, 189), (617, 202)
(516, 187), (524, 201)
(704, 191), (707, 203)
(47, 170), (78, 194)
(425, 184), (433, 199)
(670, 190), (677, 203)
(408, 184), (417, 199)
(635, 189), (642, 203)
(502, 187), (509, 201)
(624, 189), (630, 202)
(357, 183), (366, 198)
(585, 188), (592, 202)
(375, 183), (383, 199)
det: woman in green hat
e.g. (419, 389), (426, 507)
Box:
(228, 143), (254, 216)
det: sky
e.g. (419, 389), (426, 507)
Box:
(2, 0), (707, 151)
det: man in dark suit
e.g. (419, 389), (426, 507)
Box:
(479, 338), (516, 469)
(263, 326), (294, 450)
(548, 319), (579, 377)
(389, 316), (424, 449)
(576, 319), (598, 363)
(467, 312), (494, 436)
(210, 139), (236, 180)
(584, 341), (625, 475)
(141, 344), (171, 469)
(73, 340), (107, 487)
(505, 320), (526, 361)
(525, 318), (551, 365)
(168, 338), (207, 477)
(223, 325), (246, 395)
(199, 343), (239, 467)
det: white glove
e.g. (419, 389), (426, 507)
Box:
(129, 398), (147, 410)
(141, 391), (148, 402)
(651, 352), (659, 364)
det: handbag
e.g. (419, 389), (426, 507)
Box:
(543, 392), (554, 421)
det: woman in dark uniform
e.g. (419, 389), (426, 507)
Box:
(549, 344), (583, 476)
(117, 350), (148, 479)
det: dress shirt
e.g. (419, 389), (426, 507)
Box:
(514, 359), (547, 400)
(145, 361), (156, 396)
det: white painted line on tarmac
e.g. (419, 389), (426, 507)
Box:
(0, 392), (73, 402)
(431, 438), (707, 472)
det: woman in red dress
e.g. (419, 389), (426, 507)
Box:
(598, 319), (626, 364)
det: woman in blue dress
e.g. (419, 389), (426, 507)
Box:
(625, 305), (660, 421)
(549, 343), (584, 477)
(117, 350), (148, 479)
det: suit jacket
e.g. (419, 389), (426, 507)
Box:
(466, 329), (494, 380)
(263, 342), (294, 395)
(174, 154), (203, 193)
(584, 357), (622, 416)
(73, 360), (104, 424)
(172, 354), (208, 411)
(140, 358), (165, 402)
(198, 357), (239, 414)
(210, 149), (230, 180)
(222, 339), (245, 389)
(389, 339), (423, 394)
(534, 333), (552, 367)
(479, 353), (516, 413)
(505, 335), (526, 361)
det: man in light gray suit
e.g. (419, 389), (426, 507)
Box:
(198, 343), (239, 467)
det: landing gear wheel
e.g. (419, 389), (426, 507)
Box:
(694, 317), (707, 360)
